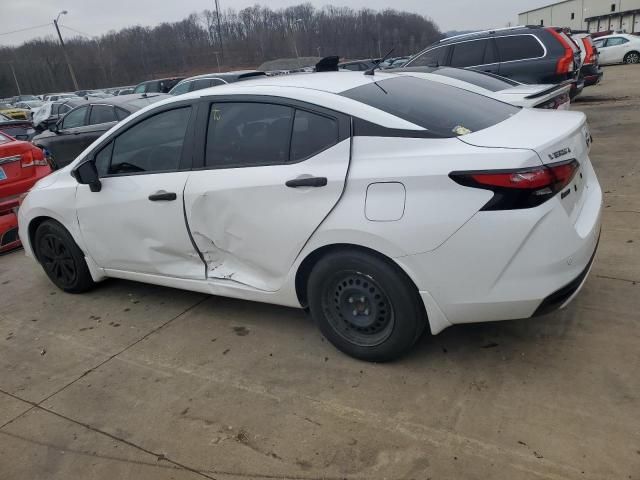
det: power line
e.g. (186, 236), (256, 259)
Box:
(0, 23), (52, 37)
(60, 24), (93, 38)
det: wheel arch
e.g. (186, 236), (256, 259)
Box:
(27, 215), (56, 260)
(624, 50), (640, 62)
(294, 242), (430, 329)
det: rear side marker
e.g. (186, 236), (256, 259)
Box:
(449, 159), (579, 210)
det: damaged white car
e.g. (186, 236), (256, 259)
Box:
(18, 71), (602, 361)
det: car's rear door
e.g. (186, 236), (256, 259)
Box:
(68, 104), (119, 157)
(48, 105), (90, 167)
(183, 97), (351, 292)
(449, 38), (500, 74)
(76, 103), (204, 278)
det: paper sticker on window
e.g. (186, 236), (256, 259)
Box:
(452, 125), (472, 136)
(211, 109), (222, 121)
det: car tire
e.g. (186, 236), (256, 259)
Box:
(624, 51), (640, 64)
(307, 249), (427, 362)
(34, 220), (95, 293)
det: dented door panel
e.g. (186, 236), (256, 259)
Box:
(184, 139), (351, 291)
(77, 172), (205, 279)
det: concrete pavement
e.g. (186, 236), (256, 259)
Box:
(1, 65), (639, 480)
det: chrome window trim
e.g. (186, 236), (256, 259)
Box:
(407, 33), (548, 69)
(0, 155), (22, 165)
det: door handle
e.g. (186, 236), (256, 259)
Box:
(148, 190), (177, 201)
(285, 176), (328, 188)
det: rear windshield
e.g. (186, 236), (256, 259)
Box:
(340, 76), (519, 137)
(431, 67), (519, 92)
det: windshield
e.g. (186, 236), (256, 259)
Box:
(340, 76), (519, 137)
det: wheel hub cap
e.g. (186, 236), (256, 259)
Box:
(323, 271), (394, 347)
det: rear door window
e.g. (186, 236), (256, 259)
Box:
(340, 76), (519, 137)
(89, 105), (117, 125)
(495, 35), (545, 62)
(290, 110), (338, 162)
(205, 103), (293, 168)
(450, 40), (488, 67)
(408, 46), (449, 67)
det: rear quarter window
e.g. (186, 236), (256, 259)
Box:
(496, 35), (545, 62)
(340, 76), (519, 138)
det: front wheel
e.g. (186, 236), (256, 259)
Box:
(34, 220), (95, 293)
(307, 249), (427, 362)
(624, 51), (640, 64)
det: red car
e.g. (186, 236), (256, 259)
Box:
(0, 132), (51, 253)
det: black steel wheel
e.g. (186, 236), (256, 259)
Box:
(322, 271), (394, 347)
(34, 220), (95, 293)
(308, 249), (427, 362)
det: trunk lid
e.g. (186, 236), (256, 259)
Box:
(0, 141), (36, 187)
(458, 108), (592, 222)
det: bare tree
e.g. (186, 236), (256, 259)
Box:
(0, 3), (442, 96)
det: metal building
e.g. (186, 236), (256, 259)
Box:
(519, 0), (640, 33)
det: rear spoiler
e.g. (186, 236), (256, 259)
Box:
(525, 80), (573, 100)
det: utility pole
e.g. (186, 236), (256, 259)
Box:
(53, 11), (79, 91)
(9, 63), (21, 95)
(214, 0), (224, 63)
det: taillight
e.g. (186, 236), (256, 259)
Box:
(21, 148), (48, 168)
(548, 28), (574, 74)
(536, 92), (570, 109)
(449, 159), (579, 210)
(582, 38), (596, 64)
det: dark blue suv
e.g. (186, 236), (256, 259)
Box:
(404, 26), (583, 96)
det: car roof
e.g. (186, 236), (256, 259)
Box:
(180, 70), (266, 82)
(594, 33), (636, 40)
(437, 25), (543, 44)
(84, 93), (170, 111)
(198, 70), (401, 94)
(137, 77), (184, 86)
(123, 71), (429, 132)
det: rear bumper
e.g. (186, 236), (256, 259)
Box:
(399, 159), (603, 334)
(532, 233), (599, 316)
(581, 65), (603, 87)
(0, 211), (20, 253)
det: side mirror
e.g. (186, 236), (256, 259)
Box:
(74, 161), (101, 192)
(48, 122), (59, 133)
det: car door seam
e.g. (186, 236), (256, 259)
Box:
(181, 175), (208, 279)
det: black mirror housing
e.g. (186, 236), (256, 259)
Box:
(48, 122), (59, 133)
(74, 161), (102, 192)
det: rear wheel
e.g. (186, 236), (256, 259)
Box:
(307, 249), (426, 362)
(624, 51), (640, 64)
(34, 220), (95, 293)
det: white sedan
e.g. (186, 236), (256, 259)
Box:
(18, 71), (602, 361)
(593, 33), (640, 65)
(396, 66), (572, 109)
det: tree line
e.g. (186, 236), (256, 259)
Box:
(0, 3), (442, 97)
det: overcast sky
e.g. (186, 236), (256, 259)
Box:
(1, 0), (553, 47)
